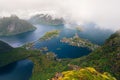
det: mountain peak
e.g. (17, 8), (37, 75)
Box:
(105, 30), (120, 46)
(0, 15), (36, 36)
(29, 14), (64, 26)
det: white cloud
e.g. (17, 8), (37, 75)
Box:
(0, 0), (120, 31)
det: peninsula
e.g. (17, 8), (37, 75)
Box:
(60, 33), (99, 51)
(39, 30), (60, 41)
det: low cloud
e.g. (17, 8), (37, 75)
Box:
(0, 0), (120, 31)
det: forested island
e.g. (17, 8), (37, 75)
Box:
(39, 30), (60, 41)
(60, 33), (99, 51)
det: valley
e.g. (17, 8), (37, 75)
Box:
(0, 30), (119, 80)
(0, 0), (120, 79)
(0, 14), (119, 80)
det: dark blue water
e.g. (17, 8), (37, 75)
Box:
(34, 34), (92, 58)
(32, 24), (113, 58)
(0, 24), (113, 58)
(0, 59), (33, 80)
(0, 24), (112, 47)
(0, 25), (61, 47)
(0, 24), (113, 80)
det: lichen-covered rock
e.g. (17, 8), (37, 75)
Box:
(52, 67), (116, 80)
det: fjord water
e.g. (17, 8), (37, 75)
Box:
(0, 24), (113, 80)
(0, 24), (112, 58)
(0, 25), (57, 47)
(0, 60), (33, 80)
(33, 24), (112, 58)
(0, 24), (112, 46)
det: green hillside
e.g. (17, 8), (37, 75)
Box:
(70, 31), (120, 79)
(0, 40), (39, 67)
(0, 31), (119, 80)
(0, 15), (36, 36)
(29, 30), (120, 79)
(0, 41), (13, 53)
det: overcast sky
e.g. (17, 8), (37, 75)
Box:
(0, 0), (120, 31)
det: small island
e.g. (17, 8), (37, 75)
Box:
(39, 30), (60, 41)
(60, 33), (99, 51)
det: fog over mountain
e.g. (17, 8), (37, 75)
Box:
(0, 0), (120, 31)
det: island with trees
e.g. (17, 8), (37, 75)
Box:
(39, 30), (60, 41)
(60, 33), (99, 51)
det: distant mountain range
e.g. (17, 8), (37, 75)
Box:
(0, 15), (36, 36)
(29, 14), (64, 26)
(52, 67), (116, 80)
